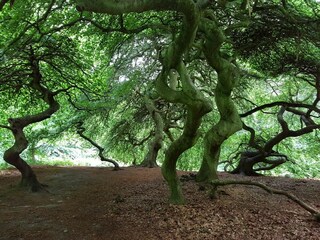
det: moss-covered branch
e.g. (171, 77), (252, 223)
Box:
(196, 11), (242, 182)
(76, 0), (198, 68)
(158, 62), (212, 204)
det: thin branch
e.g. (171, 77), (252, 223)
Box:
(0, 124), (13, 130)
(240, 101), (320, 117)
(76, 121), (121, 170)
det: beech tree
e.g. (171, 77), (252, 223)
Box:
(0, 0), (93, 190)
(73, 0), (319, 203)
(74, 0), (244, 203)
(0, 0), (319, 203)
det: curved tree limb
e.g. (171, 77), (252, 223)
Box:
(76, 122), (121, 170)
(242, 121), (263, 150)
(157, 61), (212, 204)
(211, 179), (320, 222)
(76, 0), (198, 69)
(240, 101), (320, 117)
(277, 106), (289, 132)
(196, 10), (243, 182)
(232, 108), (319, 176)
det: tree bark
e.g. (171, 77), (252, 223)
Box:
(230, 152), (264, 176)
(151, 2), (213, 204)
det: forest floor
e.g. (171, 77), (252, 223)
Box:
(0, 166), (320, 240)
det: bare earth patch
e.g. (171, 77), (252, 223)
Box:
(0, 166), (319, 240)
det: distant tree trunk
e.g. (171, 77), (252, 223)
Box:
(76, 122), (121, 170)
(131, 151), (137, 166)
(3, 48), (60, 191)
(140, 96), (164, 168)
(196, 13), (242, 182)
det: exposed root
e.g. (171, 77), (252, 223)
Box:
(211, 179), (320, 222)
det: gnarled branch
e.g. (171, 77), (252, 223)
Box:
(211, 179), (320, 222)
(76, 121), (121, 170)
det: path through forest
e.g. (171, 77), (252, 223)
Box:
(0, 166), (319, 239)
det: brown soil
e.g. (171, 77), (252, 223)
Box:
(0, 166), (319, 240)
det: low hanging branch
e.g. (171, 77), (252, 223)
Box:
(211, 179), (320, 222)
(76, 122), (121, 171)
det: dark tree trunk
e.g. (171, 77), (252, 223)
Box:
(3, 49), (60, 191)
(140, 141), (161, 168)
(230, 152), (263, 176)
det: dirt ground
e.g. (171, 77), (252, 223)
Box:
(0, 166), (319, 240)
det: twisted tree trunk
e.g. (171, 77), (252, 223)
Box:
(196, 12), (242, 182)
(75, 0), (213, 204)
(156, 63), (212, 204)
(3, 49), (60, 191)
(232, 105), (320, 176)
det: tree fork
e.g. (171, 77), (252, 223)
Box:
(210, 179), (320, 222)
(74, 0), (212, 204)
